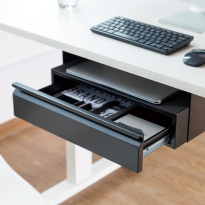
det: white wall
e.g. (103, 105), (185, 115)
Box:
(0, 30), (62, 124)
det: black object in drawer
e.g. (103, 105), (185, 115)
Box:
(12, 57), (193, 173)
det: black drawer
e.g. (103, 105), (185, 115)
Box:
(12, 54), (205, 173)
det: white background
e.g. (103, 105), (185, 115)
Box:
(0, 30), (62, 124)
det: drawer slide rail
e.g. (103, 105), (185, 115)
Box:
(143, 135), (170, 157)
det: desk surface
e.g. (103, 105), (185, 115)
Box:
(0, 0), (205, 97)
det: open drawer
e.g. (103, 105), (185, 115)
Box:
(12, 54), (205, 173)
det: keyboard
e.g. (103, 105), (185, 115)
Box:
(90, 16), (194, 55)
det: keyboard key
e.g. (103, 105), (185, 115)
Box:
(156, 45), (163, 49)
(149, 39), (155, 42)
(97, 27), (104, 30)
(177, 40), (183, 43)
(162, 47), (169, 51)
(145, 41), (152, 45)
(103, 22), (111, 26)
(168, 41), (179, 45)
(107, 30), (115, 33)
(170, 38), (177, 41)
(164, 38), (171, 41)
(161, 42), (175, 47)
(129, 32), (134, 36)
(144, 37), (149, 40)
(178, 37), (187, 40)
(150, 43), (156, 47)
(103, 28), (109, 32)
(183, 35), (189, 38)
(106, 30), (115, 34)
(155, 40), (161, 44)
(114, 32), (140, 41)
(139, 39), (146, 43)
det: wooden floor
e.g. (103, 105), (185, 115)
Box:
(1, 120), (205, 205)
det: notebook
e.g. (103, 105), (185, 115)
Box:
(66, 61), (180, 104)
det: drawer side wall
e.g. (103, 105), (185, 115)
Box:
(188, 94), (205, 141)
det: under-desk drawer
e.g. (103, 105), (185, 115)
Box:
(12, 57), (200, 173)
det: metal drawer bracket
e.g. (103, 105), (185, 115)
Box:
(143, 135), (170, 158)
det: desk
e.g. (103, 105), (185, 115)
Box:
(0, 0), (205, 97)
(1, 0), (205, 204)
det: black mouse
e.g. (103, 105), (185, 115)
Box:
(183, 49), (205, 67)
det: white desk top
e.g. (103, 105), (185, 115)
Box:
(0, 0), (205, 97)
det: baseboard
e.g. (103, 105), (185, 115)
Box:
(0, 118), (30, 140)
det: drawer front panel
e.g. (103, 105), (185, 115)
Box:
(13, 89), (143, 173)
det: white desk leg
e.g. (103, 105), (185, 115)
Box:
(66, 141), (92, 184)
(41, 141), (121, 205)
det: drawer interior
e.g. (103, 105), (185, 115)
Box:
(39, 73), (172, 143)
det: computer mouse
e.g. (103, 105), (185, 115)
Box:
(183, 49), (205, 67)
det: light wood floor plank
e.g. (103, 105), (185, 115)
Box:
(0, 118), (30, 140)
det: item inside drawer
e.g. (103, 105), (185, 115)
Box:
(115, 114), (165, 141)
(53, 83), (135, 119)
(114, 106), (172, 141)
